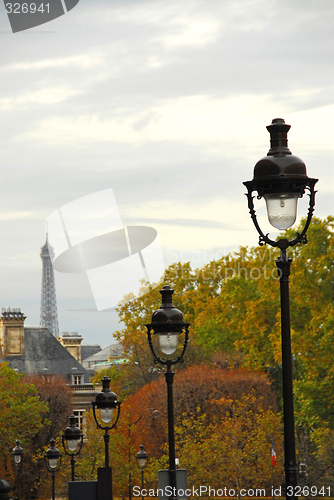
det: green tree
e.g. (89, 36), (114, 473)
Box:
(0, 363), (48, 497)
(115, 263), (201, 394)
(22, 374), (72, 499)
(114, 215), (334, 484)
(174, 392), (283, 493)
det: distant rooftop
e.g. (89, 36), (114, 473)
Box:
(4, 325), (92, 382)
(1, 307), (25, 318)
(82, 342), (126, 369)
(81, 344), (102, 361)
(61, 332), (82, 338)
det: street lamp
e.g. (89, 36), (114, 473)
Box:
(45, 438), (61, 500)
(146, 285), (190, 500)
(136, 445), (148, 500)
(62, 414), (84, 481)
(92, 375), (120, 463)
(12, 440), (23, 500)
(243, 118), (317, 499)
(92, 376), (121, 500)
(128, 408), (159, 500)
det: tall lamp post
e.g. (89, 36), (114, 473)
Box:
(146, 285), (190, 500)
(12, 440), (23, 500)
(128, 408), (159, 500)
(92, 376), (121, 500)
(243, 118), (317, 499)
(45, 439), (61, 500)
(136, 445), (148, 500)
(62, 414), (84, 481)
(92, 376), (121, 468)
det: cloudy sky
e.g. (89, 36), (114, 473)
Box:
(1, 0), (333, 348)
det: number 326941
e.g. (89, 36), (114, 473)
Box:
(287, 486), (331, 497)
(5, 3), (50, 14)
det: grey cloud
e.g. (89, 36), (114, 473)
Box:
(124, 217), (236, 230)
(1, 0), (333, 346)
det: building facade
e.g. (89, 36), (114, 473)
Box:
(0, 308), (96, 421)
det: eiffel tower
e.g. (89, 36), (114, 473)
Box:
(40, 229), (59, 336)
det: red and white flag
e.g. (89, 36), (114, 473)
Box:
(271, 440), (276, 467)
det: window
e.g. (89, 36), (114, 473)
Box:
(72, 374), (83, 385)
(73, 410), (86, 430)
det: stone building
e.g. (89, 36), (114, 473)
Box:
(0, 307), (97, 428)
(57, 331), (84, 363)
(58, 331), (102, 365)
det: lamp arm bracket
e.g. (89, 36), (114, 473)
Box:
(171, 327), (189, 365)
(147, 327), (164, 365)
(245, 191), (276, 247)
(92, 403), (103, 431)
(287, 187), (317, 248)
(109, 402), (121, 431)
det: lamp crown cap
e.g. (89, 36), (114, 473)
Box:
(151, 284), (184, 324)
(64, 414), (81, 438)
(95, 377), (118, 408)
(160, 285), (174, 303)
(266, 117), (292, 156)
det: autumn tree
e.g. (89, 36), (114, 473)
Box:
(114, 215), (334, 484)
(115, 262), (201, 394)
(116, 366), (279, 462)
(20, 374), (72, 499)
(71, 366), (280, 495)
(173, 392), (283, 493)
(90, 365), (126, 400)
(23, 374), (72, 447)
(116, 216), (333, 376)
(69, 406), (135, 499)
(0, 364), (48, 497)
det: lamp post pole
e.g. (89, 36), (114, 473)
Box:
(51, 471), (56, 500)
(243, 118), (317, 499)
(141, 468), (144, 498)
(276, 247), (300, 484)
(104, 428), (110, 469)
(146, 285), (189, 500)
(165, 364), (176, 482)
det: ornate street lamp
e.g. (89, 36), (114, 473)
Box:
(62, 414), (84, 481)
(128, 408), (159, 500)
(146, 285), (190, 500)
(92, 376), (120, 463)
(12, 440), (23, 500)
(136, 444), (148, 500)
(92, 376), (121, 500)
(45, 439), (61, 500)
(243, 118), (318, 499)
